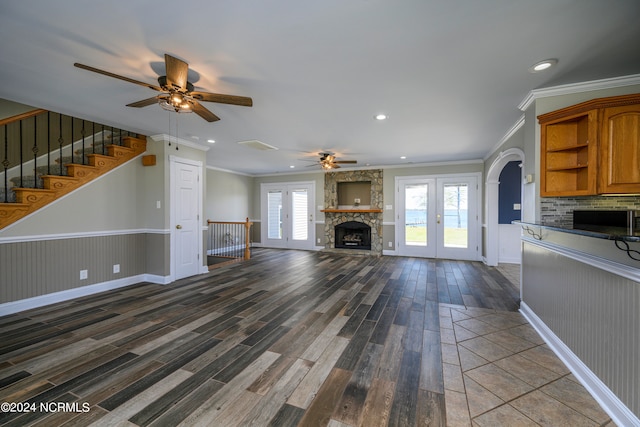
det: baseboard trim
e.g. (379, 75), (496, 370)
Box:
(520, 302), (639, 427)
(0, 273), (173, 316)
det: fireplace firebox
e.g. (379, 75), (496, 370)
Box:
(335, 221), (371, 250)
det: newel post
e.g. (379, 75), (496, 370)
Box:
(244, 217), (253, 260)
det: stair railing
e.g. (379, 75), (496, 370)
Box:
(1, 109), (138, 203)
(207, 218), (253, 264)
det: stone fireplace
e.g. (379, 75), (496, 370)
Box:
(322, 169), (383, 255)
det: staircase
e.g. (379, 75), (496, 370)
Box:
(0, 110), (146, 230)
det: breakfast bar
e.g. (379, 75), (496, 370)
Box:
(516, 221), (640, 424)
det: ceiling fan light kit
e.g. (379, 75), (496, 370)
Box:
(317, 152), (357, 170)
(74, 54), (253, 123)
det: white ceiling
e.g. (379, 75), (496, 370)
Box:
(1, 0), (639, 175)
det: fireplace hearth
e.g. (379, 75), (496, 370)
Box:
(335, 221), (371, 250)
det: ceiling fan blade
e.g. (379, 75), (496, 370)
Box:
(335, 160), (357, 164)
(164, 54), (189, 91)
(126, 96), (159, 108)
(189, 100), (220, 122)
(74, 63), (162, 91)
(191, 91), (253, 107)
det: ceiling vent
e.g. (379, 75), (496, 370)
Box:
(237, 140), (278, 151)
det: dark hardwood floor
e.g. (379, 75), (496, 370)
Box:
(0, 249), (521, 426)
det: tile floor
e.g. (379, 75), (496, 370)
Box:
(441, 263), (615, 426)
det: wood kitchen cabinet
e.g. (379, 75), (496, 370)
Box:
(538, 93), (640, 197)
(540, 110), (598, 196)
(599, 104), (640, 194)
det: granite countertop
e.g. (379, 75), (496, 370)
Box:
(514, 221), (640, 243)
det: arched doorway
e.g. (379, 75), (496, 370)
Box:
(485, 148), (524, 266)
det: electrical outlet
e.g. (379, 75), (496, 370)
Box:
(113, 264), (120, 274)
(80, 270), (88, 280)
(317, 238), (321, 244)
(388, 241), (393, 248)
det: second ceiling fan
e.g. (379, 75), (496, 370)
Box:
(74, 54), (253, 122)
(317, 152), (357, 169)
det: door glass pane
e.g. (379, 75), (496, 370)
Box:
(405, 184), (428, 246)
(291, 189), (308, 241)
(443, 183), (468, 248)
(267, 190), (283, 239)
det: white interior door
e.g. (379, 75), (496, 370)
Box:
(397, 175), (479, 260)
(171, 157), (202, 280)
(261, 182), (314, 250)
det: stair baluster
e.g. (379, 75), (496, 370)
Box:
(47, 112), (51, 176)
(19, 120), (24, 188)
(2, 125), (8, 203)
(58, 113), (63, 177)
(32, 114), (38, 188)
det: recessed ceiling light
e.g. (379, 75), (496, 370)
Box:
(290, 165), (295, 169)
(375, 114), (388, 121)
(400, 156), (406, 160)
(207, 139), (215, 143)
(528, 58), (558, 73)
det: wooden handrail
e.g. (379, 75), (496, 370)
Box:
(207, 217), (253, 260)
(0, 109), (47, 127)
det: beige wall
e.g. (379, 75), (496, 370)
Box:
(205, 168), (253, 222)
(0, 98), (36, 119)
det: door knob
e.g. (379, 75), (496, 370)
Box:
(176, 225), (182, 229)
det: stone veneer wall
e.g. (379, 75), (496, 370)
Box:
(540, 195), (640, 227)
(324, 169), (383, 255)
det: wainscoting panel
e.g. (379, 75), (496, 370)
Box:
(0, 233), (149, 305)
(521, 240), (640, 419)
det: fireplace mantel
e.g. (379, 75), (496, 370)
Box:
(321, 208), (383, 213)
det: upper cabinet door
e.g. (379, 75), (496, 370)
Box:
(599, 104), (640, 194)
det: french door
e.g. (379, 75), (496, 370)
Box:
(261, 182), (315, 250)
(396, 175), (479, 260)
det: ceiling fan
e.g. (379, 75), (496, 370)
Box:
(315, 152), (357, 170)
(74, 54), (253, 122)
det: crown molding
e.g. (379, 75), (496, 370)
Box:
(484, 114), (525, 161)
(150, 134), (210, 152)
(206, 165), (254, 177)
(518, 73), (640, 111)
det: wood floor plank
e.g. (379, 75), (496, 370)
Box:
(416, 389), (447, 426)
(332, 342), (383, 425)
(295, 367), (352, 427)
(177, 351), (281, 426)
(239, 358), (313, 426)
(267, 403), (305, 427)
(359, 377), (396, 427)
(287, 335), (350, 409)
(420, 330), (445, 394)
(388, 349), (421, 426)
